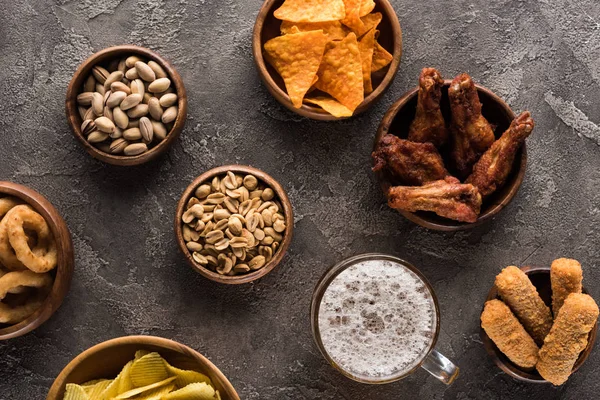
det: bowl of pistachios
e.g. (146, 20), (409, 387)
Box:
(66, 45), (187, 166)
(175, 165), (294, 284)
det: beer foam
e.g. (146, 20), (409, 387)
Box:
(318, 259), (437, 381)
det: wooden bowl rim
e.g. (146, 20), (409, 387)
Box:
(175, 165), (294, 284)
(0, 181), (74, 340)
(65, 44), (188, 166)
(252, 0), (403, 121)
(374, 79), (527, 231)
(45, 335), (241, 400)
(480, 265), (598, 383)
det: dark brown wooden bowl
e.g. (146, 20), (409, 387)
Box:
(46, 335), (240, 400)
(175, 165), (294, 284)
(480, 265), (597, 383)
(253, 0), (403, 120)
(0, 182), (74, 340)
(66, 45), (187, 166)
(374, 79), (527, 231)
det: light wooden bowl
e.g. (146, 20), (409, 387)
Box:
(46, 335), (240, 399)
(480, 265), (597, 383)
(374, 80), (527, 231)
(253, 0), (403, 120)
(175, 165), (294, 284)
(0, 182), (74, 340)
(66, 45), (187, 166)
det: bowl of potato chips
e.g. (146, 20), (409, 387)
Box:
(46, 335), (240, 400)
(253, 0), (402, 120)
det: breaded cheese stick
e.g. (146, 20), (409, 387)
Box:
(537, 293), (599, 385)
(481, 299), (539, 369)
(551, 258), (582, 316)
(495, 266), (553, 345)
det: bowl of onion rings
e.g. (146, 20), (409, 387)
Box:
(0, 182), (74, 340)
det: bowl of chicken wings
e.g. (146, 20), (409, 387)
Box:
(372, 68), (534, 231)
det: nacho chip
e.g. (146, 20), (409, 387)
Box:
(280, 20), (348, 40)
(359, 0), (376, 16)
(315, 33), (364, 111)
(372, 38), (393, 72)
(274, 0), (345, 23)
(304, 96), (353, 117)
(358, 28), (376, 94)
(341, 0), (365, 33)
(359, 12), (382, 36)
(264, 30), (328, 108)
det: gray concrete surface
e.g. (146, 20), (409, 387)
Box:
(0, 0), (599, 398)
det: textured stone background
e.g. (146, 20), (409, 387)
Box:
(0, 0), (599, 399)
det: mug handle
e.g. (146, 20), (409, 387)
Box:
(420, 349), (459, 385)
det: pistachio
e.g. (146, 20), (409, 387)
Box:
(135, 61), (156, 82)
(161, 106), (178, 124)
(91, 92), (104, 116)
(109, 138), (129, 154)
(92, 65), (110, 83)
(148, 60), (167, 79)
(117, 58), (128, 73)
(123, 143), (148, 156)
(131, 79), (145, 97)
(127, 104), (149, 118)
(139, 117), (153, 143)
(120, 93), (143, 110)
(125, 68), (139, 80)
(103, 71), (124, 91)
(159, 93), (178, 107)
(148, 97), (163, 120)
(104, 105), (113, 122)
(87, 130), (109, 143)
(106, 91), (127, 108)
(95, 83), (106, 96)
(109, 126), (122, 139)
(148, 77), (171, 93)
(151, 120), (168, 141)
(125, 55), (143, 68)
(84, 107), (96, 120)
(111, 81), (131, 94)
(123, 127), (142, 141)
(84, 75), (96, 92)
(127, 118), (140, 128)
(94, 116), (115, 133)
(81, 119), (96, 136)
(113, 107), (129, 129)
(78, 106), (88, 120)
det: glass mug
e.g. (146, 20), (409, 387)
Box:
(310, 253), (459, 385)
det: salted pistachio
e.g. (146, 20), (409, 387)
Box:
(120, 93), (142, 110)
(84, 107), (96, 120)
(127, 118), (140, 128)
(78, 106), (87, 120)
(123, 127), (141, 141)
(84, 75), (96, 92)
(148, 97), (163, 120)
(106, 91), (126, 108)
(186, 242), (203, 252)
(87, 130), (109, 143)
(92, 65), (110, 83)
(135, 61), (156, 82)
(159, 93), (178, 107)
(123, 143), (147, 156)
(148, 60), (167, 79)
(127, 104), (149, 119)
(139, 117), (153, 143)
(77, 92), (94, 106)
(125, 55), (143, 68)
(113, 107), (129, 129)
(95, 83), (106, 96)
(161, 106), (178, 123)
(195, 184), (211, 199)
(117, 58), (128, 73)
(94, 117), (114, 133)
(148, 77), (171, 93)
(249, 255), (266, 271)
(111, 81), (131, 94)
(130, 79), (145, 96)
(91, 92), (104, 116)
(110, 126), (123, 139)
(109, 138), (128, 154)
(151, 120), (167, 141)
(103, 70), (124, 91)
(81, 119), (96, 136)
(125, 67), (139, 80)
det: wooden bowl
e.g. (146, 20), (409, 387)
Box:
(0, 182), (74, 340)
(46, 335), (240, 399)
(374, 80), (526, 231)
(253, 0), (403, 120)
(480, 265), (597, 383)
(175, 165), (294, 284)
(66, 45), (187, 166)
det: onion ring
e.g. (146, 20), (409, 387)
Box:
(0, 270), (52, 324)
(0, 206), (31, 271)
(5, 205), (57, 273)
(0, 196), (22, 219)
(0, 268), (27, 294)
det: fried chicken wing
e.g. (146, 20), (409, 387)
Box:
(537, 293), (599, 385)
(466, 112), (534, 197)
(408, 68), (448, 147)
(481, 299), (539, 370)
(386, 177), (482, 223)
(495, 266), (553, 346)
(448, 73), (495, 178)
(372, 134), (448, 186)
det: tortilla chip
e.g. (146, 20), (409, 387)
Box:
(372, 38), (393, 72)
(315, 33), (364, 111)
(358, 28), (376, 94)
(304, 96), (353, 117)
(341, 0), (365, 33)
(359, 12), (382, 36)
(359, 0), (376, 16)
(274, 0), (346, 23)
(280, 20), (348, 40)
(264, 30), (328, 108)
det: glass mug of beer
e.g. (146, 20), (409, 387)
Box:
(310, 253), (459, 385)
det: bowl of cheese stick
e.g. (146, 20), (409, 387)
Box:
(480, 259), (598, 385)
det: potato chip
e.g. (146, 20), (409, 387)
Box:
(304, 96), (353, 117)
(358, 28), (376, 94)
(274, 0), (345, 23)
(134, 349), (151, 360)
(162, 382), (216, 400)
(341, 0), (365, 33)
(83, 379), (112, 397)
(97, 360), (134, 399)
(264, 30), (328, 108)
(129, 352), (169, 387)
(280, 20), (348, 40)
(63, 384), (89, 400)
(359, 12), (382, 36)
(372, 38), (393, 72)
(315, 33), (364, 112)
(166, 362), (212, 388)
(359, 0), (376, 16)
(131, 383), (175, 400)
(114, 376), (176, 399)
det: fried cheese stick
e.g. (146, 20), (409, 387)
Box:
(537, 293), (599, 385)
(481, 299), (539, 369)
(551, 258), (583, 316)
(495, 266), (553, 345)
